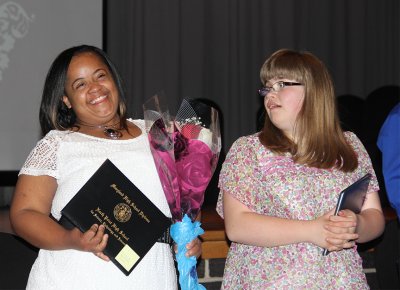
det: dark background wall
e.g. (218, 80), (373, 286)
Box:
(104, 0), (399, 206)
(104, 0), (399, 151)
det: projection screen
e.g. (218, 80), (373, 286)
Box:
(0, 0), (103, 171)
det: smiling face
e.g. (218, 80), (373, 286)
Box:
(62, 52), (120, 126)
(264, 78), (305, 139)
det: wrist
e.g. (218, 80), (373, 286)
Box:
(303, 219), (316, 244)
(63, 227), (80, 250)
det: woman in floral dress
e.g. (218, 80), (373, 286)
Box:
(217, 49), (385, 289)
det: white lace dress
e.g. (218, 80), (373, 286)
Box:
(20, 119), (177, 290)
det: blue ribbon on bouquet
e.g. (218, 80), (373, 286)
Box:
(170, 214), (206, 290)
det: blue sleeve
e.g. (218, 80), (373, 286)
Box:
(377, 103), (400, 219)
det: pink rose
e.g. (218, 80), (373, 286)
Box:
(176, 140), (213, 213)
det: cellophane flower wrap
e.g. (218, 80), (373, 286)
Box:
(144, 95), (221, 290)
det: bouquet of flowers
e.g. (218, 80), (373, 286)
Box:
(144, 95), (221, 290)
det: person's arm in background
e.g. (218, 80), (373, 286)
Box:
(377, 104), (400, 219)
(0, 206), (14, 234)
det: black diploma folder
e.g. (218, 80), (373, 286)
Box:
(323, 173), (372, 256)
(60, 159), (172, 275)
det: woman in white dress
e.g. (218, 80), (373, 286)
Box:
(10, 45), (201, 290)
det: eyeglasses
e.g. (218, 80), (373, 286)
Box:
(258, 81), (303, 97)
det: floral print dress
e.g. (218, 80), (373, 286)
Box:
(216, 132), (378, 289)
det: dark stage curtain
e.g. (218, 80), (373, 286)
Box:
(104, 0), (399, 153)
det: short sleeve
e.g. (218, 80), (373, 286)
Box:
(19, 131), (63, 179)
(216, 136), (259, 218)
(345, 131), (380, 193)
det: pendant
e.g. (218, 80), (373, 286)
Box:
(103, 128), (122, 139)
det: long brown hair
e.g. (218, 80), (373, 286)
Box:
(259, 49), (357, 172)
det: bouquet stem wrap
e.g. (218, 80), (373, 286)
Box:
(170, 214), (206, 290)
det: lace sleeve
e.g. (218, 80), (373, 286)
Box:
(19, 131), (63, 179)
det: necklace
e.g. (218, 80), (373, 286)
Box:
(76, 120), (123, 140)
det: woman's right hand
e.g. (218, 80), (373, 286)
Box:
(12, 175), (110, 259)
(70, 224), (110, 261)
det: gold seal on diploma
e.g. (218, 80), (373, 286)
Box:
(114, 203), (132, 222)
